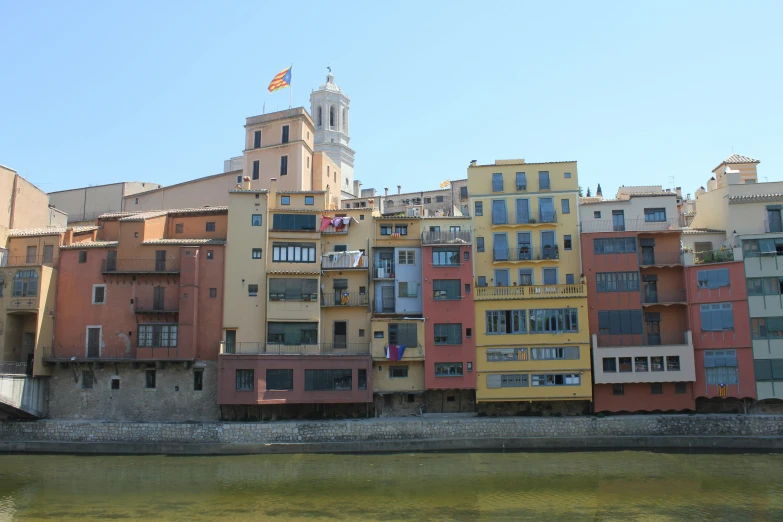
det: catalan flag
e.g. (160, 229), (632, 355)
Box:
(268, 66), (292, 93)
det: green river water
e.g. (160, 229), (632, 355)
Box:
(0, 452), (781, 521)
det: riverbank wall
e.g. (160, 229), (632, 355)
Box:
(1, 414), (782, 455)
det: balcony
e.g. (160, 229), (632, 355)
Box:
(133, 297), (179, 313)
(641, 289), (687, 306)
(592, 331), (695, 384)
(638, 251), (683, 267)
(474, 283), (587, 300)
(371, 343), (425, 361)
(372, 299), (396, 314)
(2, 255), (57, 268)
(6, 296), (40, 311)
(688, 249), (735, 265)
(102, 258), (180, 274)
(372, 261), (395, 280)
(493, 246), (559, 262)
(581, 218), (680, 233)
(219, 342), (371, 355)
(421, 230), (473, 245)
(596, 331), (689, 348)
(321, 252), (368, 270)
(42, 345), (181, 362)
(493, 212), (557, 227)
(321, 292), (369, 307)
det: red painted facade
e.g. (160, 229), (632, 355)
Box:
(685, 261), (755, 400)
(422, 244), (476, 390)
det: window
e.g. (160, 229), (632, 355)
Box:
(12, 270), (38, 297)
(746, 277), (783, 296)
(394, 225), (408, 235)
(206, 222), (216, 232)
(651, 383), (663, 394)
(266, 369), (293, 391)
(476, 237), (485, 252)
(272, 242), (316, 262)
(423, 197), (432, 204)
(564, 235), (572, 250)
(387, 200), (394, 207)
(593, 237), (637, 253)
(697, 268), (730, 289)
(435, 363), (463, 377)
(594, 211), (601, 219)
(460, 186), (468, 199)
(281, 196), (291, 205)
(145, 369), (156, 389)
(248, 284), (259, 296)
(380, 225), (392, 235)
(237, 175), (243, 184)
(477, 276), (487, 287)
(357, 369), (367, 390)
(175, 223), (184, 233)
(612, 384), (624, 395)
(25, 245), (36, 263)
(267, 322), (318, 344)
(252, 160), (259, 180)
(206, 250), (213, 260)
(530, 347), (579, 360)
(531, 373), (580, 386)
(436, 195), (444, 203)
(389, 366), (408, 378)
(603, 358), (617, 372)
(475, 201), (483, 216)
(651, 356), (664, 371)
(111, 377), (120, 390)
(597, 310), (643, 335)
(754, 360), (783, 382)
(491, 200), (507, 225)
(78, 251), (88, 263)
(134, 198), (138, 204)
(398, 281), (418, 297)
(667, 356), (681, 371)
(538, 171), (550, 190)
(253, 130), (261, 148)
(492, 173), (503, 192)
(619, 357), (632, 372)
(743, 238), (783, 257)
(700, 303), (733, 331)
(564, 172), (572, 179)
(280, 155), (288, 176)
(251, 214), (262, 226)
(251, 248), (262, 259)
(516, 172), (527, 190)
(486, 310), (527, 334)
(138, 325), (178, 347)
(209, 288), (217, 298)
(193, 370), (203, 391)
(434, 324), (462, 345)
(304, 196), (314, 205)
(434, 279), (461, 300)
(359, 329), (365, 337)
(752, 317), (783, 339)
(704, 350), (738, 385)
(268, 278), (318, 301)
(566, 274), (575, 285)
(463, 250), (470, 260)
(389, 323), (417, 346)
(644, 208), (666, 222)
(486, 374), (528, 388)
(236, 370), (254, 391)
(528, 308), (578, 333)
(675, 382), (687, 394)
(432, 249), (459, 266)
(92, 285), (106, 304)
(281, 125), (289, 144)
(561, 199), (570, 214)
(487, 348), (526, 362)
(398, 250), (416, 264)
(82, 371), (94, 389)
(596, 272), (640, 292)
(635, 357), (649, 372)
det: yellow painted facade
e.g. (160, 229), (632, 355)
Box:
(468, 160), (591, 402)
(370, 318), (426, 393)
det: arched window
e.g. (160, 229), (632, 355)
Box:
(342, 108), (347, 132)
(316, 107), (322, 128)
(13, 270), (38, 297)
(387, 200), (394, 207)
(329, 106), (335, 128)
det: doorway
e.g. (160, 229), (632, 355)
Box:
(334, 321), (347, 349)
(225, 330), (236, 354)
(86, 327), (100, 358)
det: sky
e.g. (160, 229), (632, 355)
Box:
(1, 1), (782, 198)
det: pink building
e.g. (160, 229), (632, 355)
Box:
(421, 221), (476, 412)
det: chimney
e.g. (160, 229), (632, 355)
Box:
(242, 176), (251, 191)
(397, 185), (401, 195)
(469, 160), (477, 167)
(675, 186), (682, 198)
(707, 176), (717, 192)
(269, 178), (278, 209)
(384, 187), (389, 197)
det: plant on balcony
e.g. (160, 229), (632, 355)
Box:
(528, 218), (537, 224)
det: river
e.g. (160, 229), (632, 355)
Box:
(0, 451), (781, 521)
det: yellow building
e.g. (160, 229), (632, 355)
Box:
(468, 160), (591, 406)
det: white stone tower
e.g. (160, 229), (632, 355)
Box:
(310, 71), (356, 198)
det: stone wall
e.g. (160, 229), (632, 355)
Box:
(1, 414), (781, 454)
(46, 361), (219, 422)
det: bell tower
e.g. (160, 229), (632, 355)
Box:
(310, 70), (356, 198)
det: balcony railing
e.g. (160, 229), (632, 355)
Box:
(494, 212), (558, 226)
(102, 258), (180, 273)
(133, 297), (180, 313)
(2, 255), (57, 268)
(765, 220), (783, 233)
(638, 251), (682, 266)
(0, 361), (29, 375)
(7, 297), (39, 311)
(581, 218), (680, 233)
(692, 249), (735, 265)
(321, 253), (368, 270)
(421, 230), (473, 245)
(596, 331), (689, 348)
(372, 261), (395, 279)
(493, 246), (559, 262)
(372, 299), (396, 313)
(642, 289), (687, 305)
(321, 292), (369, 307)
(219, 342), (371, 355)
(42, 345), (178, 361)
(475, 283), (587, 300)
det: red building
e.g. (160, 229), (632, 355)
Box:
(684, 259), (755, 404)
(421, 220), (476, 412)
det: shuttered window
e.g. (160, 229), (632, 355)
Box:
(697, 268), (730, 289)
(700, 303), (734, 331)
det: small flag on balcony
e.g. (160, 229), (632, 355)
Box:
(718, 383), (728, 397)
(385, 344), (398, 360)
(397, 345), (407, 360)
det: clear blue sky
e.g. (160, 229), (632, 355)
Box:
(1, 1), (781, 198)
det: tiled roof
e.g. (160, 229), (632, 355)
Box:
(713, 153), (760, 171)
(580, 193), (675, 205)
(99, 207), (227, 221)
(141, 239), (226, 245)
(98, 211), (141, 219)
(229, 189), (269, 194)
(167, 206), (227, 216)
(267, 270), (321, 276)
(470, 160), (576, 168)
(277, 190), (327, 195)
(119, 211), (169, 221)
(8, 227), (66, 237)
(682, 228), (726, 235)
(72, 225), (99, 233)
(728, 193), (783, 203)
(60, 241), (119, 250)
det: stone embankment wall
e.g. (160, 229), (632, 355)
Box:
(1, 414), (782, 455)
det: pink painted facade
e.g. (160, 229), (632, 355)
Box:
(685, 261), (756, 400)
(422, 243), (476, 390)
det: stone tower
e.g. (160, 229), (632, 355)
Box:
(310, 72), (356, 198)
